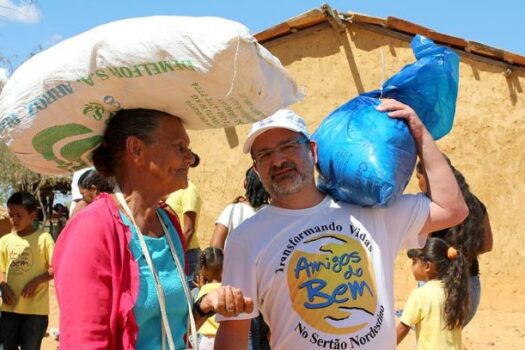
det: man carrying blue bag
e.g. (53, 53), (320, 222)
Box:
(314, 35), (460, 207)
(215, 99), (468, 349)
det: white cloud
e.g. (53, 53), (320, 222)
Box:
(0, 0), (41, 24)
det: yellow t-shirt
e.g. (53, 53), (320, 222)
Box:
(400, 280), (462, 350)
(166, 181), (201, 250)
(0, 230), (54, 315)
(197, 282), (221, 336)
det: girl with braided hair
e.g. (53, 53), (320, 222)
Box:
(397, 237), (470, 349)
(415, 155), (493, 324)
(195, 247), (224, 350)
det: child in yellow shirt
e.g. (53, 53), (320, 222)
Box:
(0, 191), (54, 349)
(195, 247), (223, 350)
(397, 237), (470, 350)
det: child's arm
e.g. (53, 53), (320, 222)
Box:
(21, 266), (54, 298)
(0, 271), (16, 305)
(396, 321), (411, 345)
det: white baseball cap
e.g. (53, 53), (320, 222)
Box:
(243, 109), (310, 153)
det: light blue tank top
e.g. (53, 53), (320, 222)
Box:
(120, 209), (188, 350)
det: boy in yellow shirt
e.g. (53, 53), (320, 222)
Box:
(0, 191), (54, 350)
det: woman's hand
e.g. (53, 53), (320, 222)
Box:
(377, 98), (426, 141)
(200, 285), (254, 317)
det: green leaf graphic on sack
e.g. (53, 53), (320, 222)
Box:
(83, 96), (121, 122)
(32, 124), (102, 172)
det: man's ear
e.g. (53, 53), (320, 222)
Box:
(310, 140), (319, 165)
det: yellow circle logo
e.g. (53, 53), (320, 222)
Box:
(287, 233), (377, 334)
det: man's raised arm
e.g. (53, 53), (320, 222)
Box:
(378, 99), (469, 236)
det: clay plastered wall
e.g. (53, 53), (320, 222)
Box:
(187, 23), (524, 312)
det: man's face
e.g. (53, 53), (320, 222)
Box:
(251, 128), (316, 199)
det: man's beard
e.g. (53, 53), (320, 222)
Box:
(269, 161), (313, 197)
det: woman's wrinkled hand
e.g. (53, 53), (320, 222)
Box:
(201, 285), (254, 317)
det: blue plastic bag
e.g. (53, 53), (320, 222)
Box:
(312, 35), (459, 207)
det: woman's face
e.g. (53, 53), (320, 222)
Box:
(81, 186), (98, 204)
(416, 169), (428, 193)
(140, 116), (195, 196)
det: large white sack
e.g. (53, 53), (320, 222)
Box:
(0, 16), (302, 175)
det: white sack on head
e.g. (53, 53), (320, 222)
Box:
(0, 16), (303, 175)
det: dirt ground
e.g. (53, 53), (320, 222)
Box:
(41, 281), (524, 350)
(394, 309), (525, 350)
(394, 305), (525, 350)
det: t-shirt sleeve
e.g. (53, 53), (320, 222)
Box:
(182, 183), (201, 214)
(216, 204), (234, 226)
(71, 179), (82, 201)
(215, 238), (259, 322)
(43, 232), (55, 268)
(0, 236), (7, 273)
(400, 288), (423, 327)
(379, 193), (431, 250)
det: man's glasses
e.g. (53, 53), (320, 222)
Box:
(252, 138), (310, 165)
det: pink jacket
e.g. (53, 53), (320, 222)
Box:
(53, 193), (186, 349)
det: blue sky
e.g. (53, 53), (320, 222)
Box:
(0, 0), (522, 80)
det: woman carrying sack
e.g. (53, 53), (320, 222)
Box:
(53, 109), (253, 350)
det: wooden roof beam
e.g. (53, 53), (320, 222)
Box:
(386, 17), (468, 49)
(255, 8), (327, 43)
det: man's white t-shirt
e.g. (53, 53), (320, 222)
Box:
(218, 194), (430, 350)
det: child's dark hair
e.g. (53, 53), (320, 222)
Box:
(78, 169), (115, 193)
(244, 167), (269, 209)
(198, 247), (224, 278)
(7, 191), (38, 213)
(407, 237), (470, 330)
